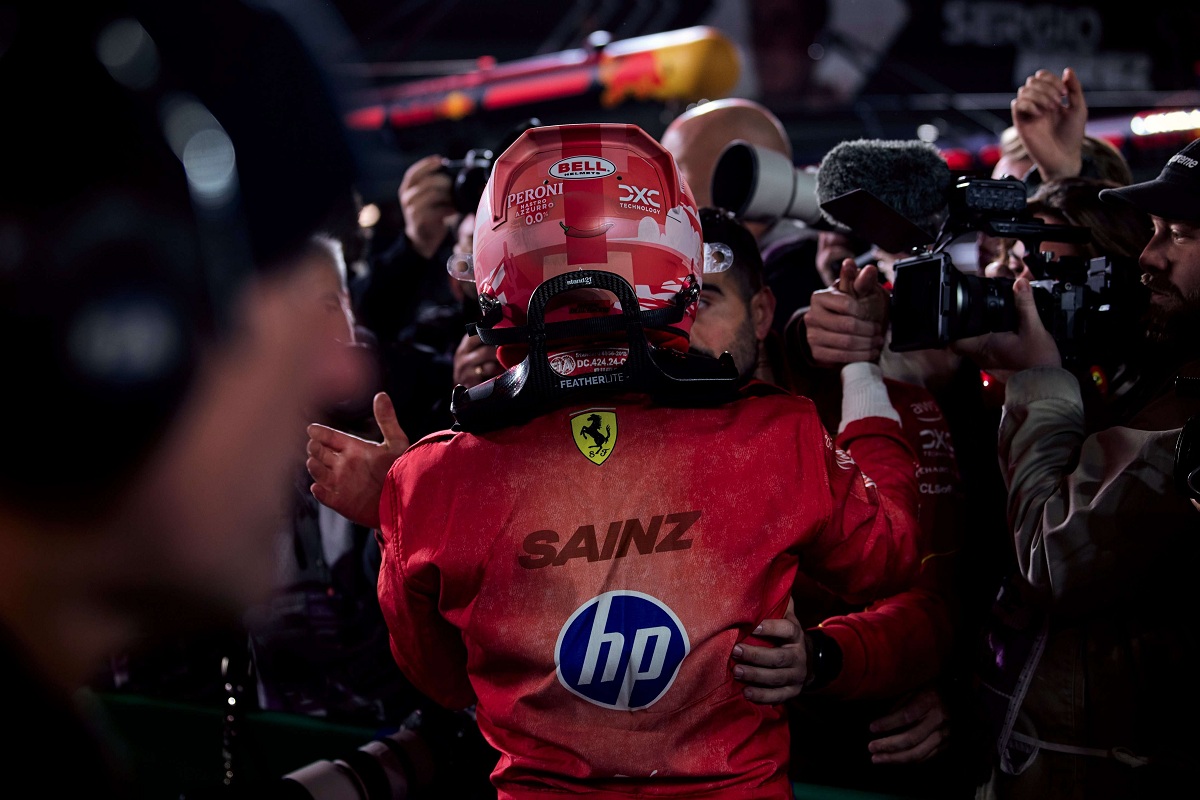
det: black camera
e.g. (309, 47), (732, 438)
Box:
(436, 118), (545, 217)
(889, 249), (1140, 365)
(439, 148), (494, 215)
(272, 706), (496, 800)
(823, 175), (1145, 364)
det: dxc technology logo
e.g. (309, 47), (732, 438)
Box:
(555, 590), (689, 710)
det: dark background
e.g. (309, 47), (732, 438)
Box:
(324, 0), (1200, 205)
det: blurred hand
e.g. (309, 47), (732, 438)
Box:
(1012, 67), (1087, 182)
(401, 154), (457, 260)
(453, 333), (503, 388)
(951, 278), (1061, 372)
(815, 231), (859, 287)
(805, 259), (888, 366)
(733, 597), (809, 704)
(307, 391), (410, 529)
(867, 686), (951, 765)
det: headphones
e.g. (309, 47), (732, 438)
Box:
(0, 0), (364, 512)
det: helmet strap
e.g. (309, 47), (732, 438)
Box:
(452, 271), (739, 433)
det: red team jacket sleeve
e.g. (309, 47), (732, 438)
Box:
(816, 586), (952, 699)
(807, 383), (963, 699)
(377, 447), (477, 711)
(804, 415), (923, 606)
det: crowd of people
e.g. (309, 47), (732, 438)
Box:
(3, 2), (1198, 799)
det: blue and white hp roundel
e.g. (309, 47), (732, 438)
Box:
(555, 590), (690, 710)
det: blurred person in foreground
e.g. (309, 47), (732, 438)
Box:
(307, 123), (924, 799)
(0, 0), (369, 795)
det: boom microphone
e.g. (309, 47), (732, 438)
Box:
(815, 139), (953, 241)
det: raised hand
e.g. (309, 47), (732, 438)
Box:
(1012, 67), (1087, 182)
(306, 391), (410, 529)
(401, 154), (457, 260)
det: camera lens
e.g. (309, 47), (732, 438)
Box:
(946, 272), (1016, 342)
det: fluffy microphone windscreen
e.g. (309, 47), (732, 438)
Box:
(815, 139), (952, 238)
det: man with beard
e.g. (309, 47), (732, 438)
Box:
(688, 208), (778, 383)
(948, 138), (1200, 799)
(697, 208), (976, 797)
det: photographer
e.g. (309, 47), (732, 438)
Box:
(351, 154), (460, 349)
(953, 139), (1200, 798)
(977, 177), (1152, 430)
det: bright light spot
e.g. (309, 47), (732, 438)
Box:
(96, 18), (159, 90)
(162, 97), (239, 207)
(68, 297), (182, 384)
(182, 129), (237, 205)
(917, 124), (940, 143)
(358, 203), (381, 228)
(1131, 109), (1200, 135)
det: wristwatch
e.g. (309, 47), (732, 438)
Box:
(805, 628), (843, 691)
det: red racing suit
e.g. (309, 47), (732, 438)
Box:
(791, 378), (966, 699)
(378, 386), (921, 799)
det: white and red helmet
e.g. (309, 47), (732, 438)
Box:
(471, 123), (703, 371)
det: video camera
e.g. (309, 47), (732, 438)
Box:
(821, 176), (1145, 365)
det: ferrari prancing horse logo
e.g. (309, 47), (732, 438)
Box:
(571, 408), (617, 465)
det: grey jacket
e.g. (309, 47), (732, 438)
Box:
(981, 364), (1200, 783)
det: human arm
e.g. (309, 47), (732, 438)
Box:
(804, 362), (921, 605)
(866, 684), (952, 764)
(452, 332), (503, 388)
(956, 279), (1191, 610)
(352, 155), (456, 343)
(1012, 67), (1087, 183)
(997, 367), (1191, 612)
(306, 391), (410, 529)
(376, 445), (476, 710)
(740, 369), (968, 703)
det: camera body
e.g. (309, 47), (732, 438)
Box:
(439, 148), (494, 215)
(884, 176), (1143, 365)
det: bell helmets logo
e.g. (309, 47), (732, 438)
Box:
(555, 590), (690, 710)
(550, 157), (616, 180)
(571, 408), (617, 465)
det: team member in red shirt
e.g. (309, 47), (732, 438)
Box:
(307, 124), (924, 799)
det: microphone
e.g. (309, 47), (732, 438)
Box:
(815, 139), (952, 242)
